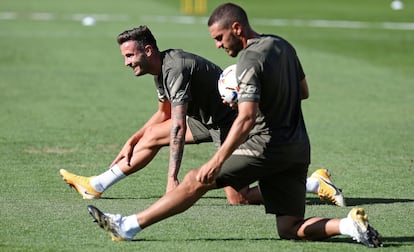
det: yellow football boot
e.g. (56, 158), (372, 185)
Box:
(60, 169), (101, 199)
(310, 168), (346, 206)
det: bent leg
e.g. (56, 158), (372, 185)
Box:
(62, 120), (197, 198)
(118, 119), (196, 175)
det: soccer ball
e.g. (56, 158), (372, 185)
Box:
(218, 64), (238, 104)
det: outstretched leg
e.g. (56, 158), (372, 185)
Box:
(136, 169), (215, 228)
(88, 169), (216, 240)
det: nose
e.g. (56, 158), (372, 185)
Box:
(215, 40), (223, 49)
(124, 57), (131, 67)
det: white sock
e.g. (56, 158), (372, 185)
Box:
(339, 217), (355, 237)
(306, 177), (319, 193)
(90, 164), (126, 192)
(122, 215), (142, 239)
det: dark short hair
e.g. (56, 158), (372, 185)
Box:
(207, 3), (249, 28)
(116, 25), (159, 51)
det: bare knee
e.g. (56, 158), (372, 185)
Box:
(140, 126), (169, 148)
(182, 169), (199, 185)
(181, 169), (215, 194)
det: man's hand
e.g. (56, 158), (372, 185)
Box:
(222, 100), (238, 109)
(196, 158), (221, 184)
(110, 138), (138, 168)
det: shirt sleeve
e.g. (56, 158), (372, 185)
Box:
(164, 65), (192, 105)
(236, 51), (262, 103)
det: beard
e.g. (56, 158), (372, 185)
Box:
(227, 36), (244, 57)
(131, 58), (150, 76)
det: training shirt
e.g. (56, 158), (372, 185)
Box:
(154, 49), (236, 127)
(234, 35), (310, 164)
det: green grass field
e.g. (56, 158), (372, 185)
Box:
(1, 0), (413, 251)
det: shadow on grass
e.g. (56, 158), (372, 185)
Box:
(329, 236), (414, 248)
(128, 236), (414, 248)
(102, 196), (414, 207)
(306, 197), (414, 206)
(101, 196), (163, 200)
(131, 237), (278, 242)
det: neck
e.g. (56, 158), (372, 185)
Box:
(150, 51), (162, 76)
(243, 28), (260, 47)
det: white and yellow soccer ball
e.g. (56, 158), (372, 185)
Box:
(218, 64), (238, 104)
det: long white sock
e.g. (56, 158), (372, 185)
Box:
(339, 217), (355, 237)
(306, 177), (319, 193)
(90, 164), (126, 193)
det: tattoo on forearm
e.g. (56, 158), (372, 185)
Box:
(169, 104), (187, 176)
(170, 128), (184, 168)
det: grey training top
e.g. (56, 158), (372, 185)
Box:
(234, 35), (310, 163)
(154, 49), (237, 127)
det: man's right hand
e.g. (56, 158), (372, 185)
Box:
(110, 138), (138, 168)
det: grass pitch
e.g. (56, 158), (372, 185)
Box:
(0, 0), (413, 251)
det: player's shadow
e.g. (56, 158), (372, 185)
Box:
(102, 196), (414, 207)
(325, 236), (414, 248)
(101, 195), (232, 201)
(101, 195), (164, 200)
(306, 197), (414, 206)
(129, 236), (414, 248)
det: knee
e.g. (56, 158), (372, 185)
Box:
(276, 216), (303, 240)
(183, 169), (199, 182)
(277, 226), (298, 240)
(140, 126), (166, 148)
(182, 170), (205, 190)
(181, 169), (215, 194)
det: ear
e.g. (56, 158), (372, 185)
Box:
(144, 45), (153, 57)
(231, 22), (242, 36)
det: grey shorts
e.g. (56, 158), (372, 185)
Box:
(187, 116), (231, 148)
(216, 155), (308, 217)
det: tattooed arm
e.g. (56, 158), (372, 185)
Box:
(166, 103), (188, 193)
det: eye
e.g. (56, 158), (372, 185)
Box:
(216, 35), (223, 42)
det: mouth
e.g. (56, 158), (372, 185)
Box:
(224, 48), (233, 56)
(131, 65), (140, 75)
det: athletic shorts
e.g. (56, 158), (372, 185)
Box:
(187, 116), (231, 148)
(216, 155), (308, 217)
